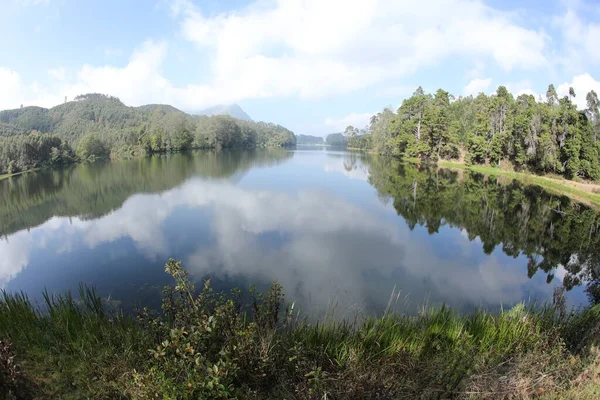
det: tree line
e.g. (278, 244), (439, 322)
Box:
(0, 94), (296, 176)
(296, 134), (323, 145)
(342, 85), (600, 181)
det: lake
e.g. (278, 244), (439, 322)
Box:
(0, 148), (596, 317)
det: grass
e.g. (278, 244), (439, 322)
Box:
(0, 168), (40, 182)
(1, 260), (600, 399)
(438, 160), (600, 207)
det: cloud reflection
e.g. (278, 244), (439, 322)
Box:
(1, 174), (560, 313)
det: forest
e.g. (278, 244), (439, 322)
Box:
(0, 94), (296, 176)
(343, 85), (600, 181)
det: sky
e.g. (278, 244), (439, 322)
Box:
(1, 0), (599, 136)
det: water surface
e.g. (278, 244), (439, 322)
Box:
(1, 149), (597, 316)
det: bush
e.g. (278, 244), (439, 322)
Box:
(1, 260), (599, 399)
(76, 134), (110, 161)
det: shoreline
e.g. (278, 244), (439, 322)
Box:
(4, 151), (600, 209)
(344, 147), (600, 207)
(437, 160), (600, 208)
(0, 168), (41, 182)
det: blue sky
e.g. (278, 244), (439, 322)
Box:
(1, 0), (599, 135)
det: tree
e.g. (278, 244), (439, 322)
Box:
(344, 125), (358, 138)
(0, 94), (298, 171)
(76, 134), (109, 161)
(326, 133), (347, 146)
(546, 84), (558, 106)
(587, 90), (600, 143)
(359, 83), (599, 181)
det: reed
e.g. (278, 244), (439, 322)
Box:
(0, 260), (598, 399)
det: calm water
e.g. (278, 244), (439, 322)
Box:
(1, 149), (597, 316)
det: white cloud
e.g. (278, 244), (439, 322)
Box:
(1, 0), (596, 118)
(48, 67), (66, 81)
(0, 41), (173, 109)
(325, 112), (373, 132)
(169, 0), (548, 104)
(0, 163), (562, 310)
(554, 7), (600, 70)
(466, 60), (486, 79)
(0, 68), (23, 109)
(0, 232), (32, 287)
(557, 73), (600, 110)
(324, 158), (370, 182)
(506, 80), (539, 98)
(464, 77), (492, 96)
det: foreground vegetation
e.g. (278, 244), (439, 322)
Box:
(1, 260), (600, 399)
(0, 94), (296, 176)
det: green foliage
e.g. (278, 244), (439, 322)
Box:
(0, 132), (76, 175)
(296, 134), (324, 145)
(346, 133), (372, 149)
(1, 261), (599, 399)
(76, 134), (110, 161)
(466, 135), (487, 164)
(365, 85), (600, 181)
(0, 286), (148, 398)
(325, 133), (346, 146)
(0, 94), (297, 175)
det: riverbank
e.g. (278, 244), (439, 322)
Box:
(0, 168), (41, 182)
(1, 260), (599, 399)
(438, 160), (600, 208)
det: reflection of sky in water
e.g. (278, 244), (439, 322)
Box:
(0, 150), (587, 315)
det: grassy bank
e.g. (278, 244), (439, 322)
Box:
(438, 160), (600, 207)
(0, 168), (40, 182)
(1, 260), (600, 399)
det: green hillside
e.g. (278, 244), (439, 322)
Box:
(0, 94), (296, 176)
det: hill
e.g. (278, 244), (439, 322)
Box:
(199, 104), (252, 121)
(0, 94), (296, 177)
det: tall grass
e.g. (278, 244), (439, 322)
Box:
(0, 286), (147, 399)
(1, 261), (599, 399)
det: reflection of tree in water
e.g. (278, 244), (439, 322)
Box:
(362, 155), (600, 303)
(343, 152), (358, 172)
(0, 149), (292, 238)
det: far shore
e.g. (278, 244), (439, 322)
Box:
(4, 150), (600, 208)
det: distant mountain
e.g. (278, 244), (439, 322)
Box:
(199, 104), (252, 121)
(297, 134), (324, 145)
